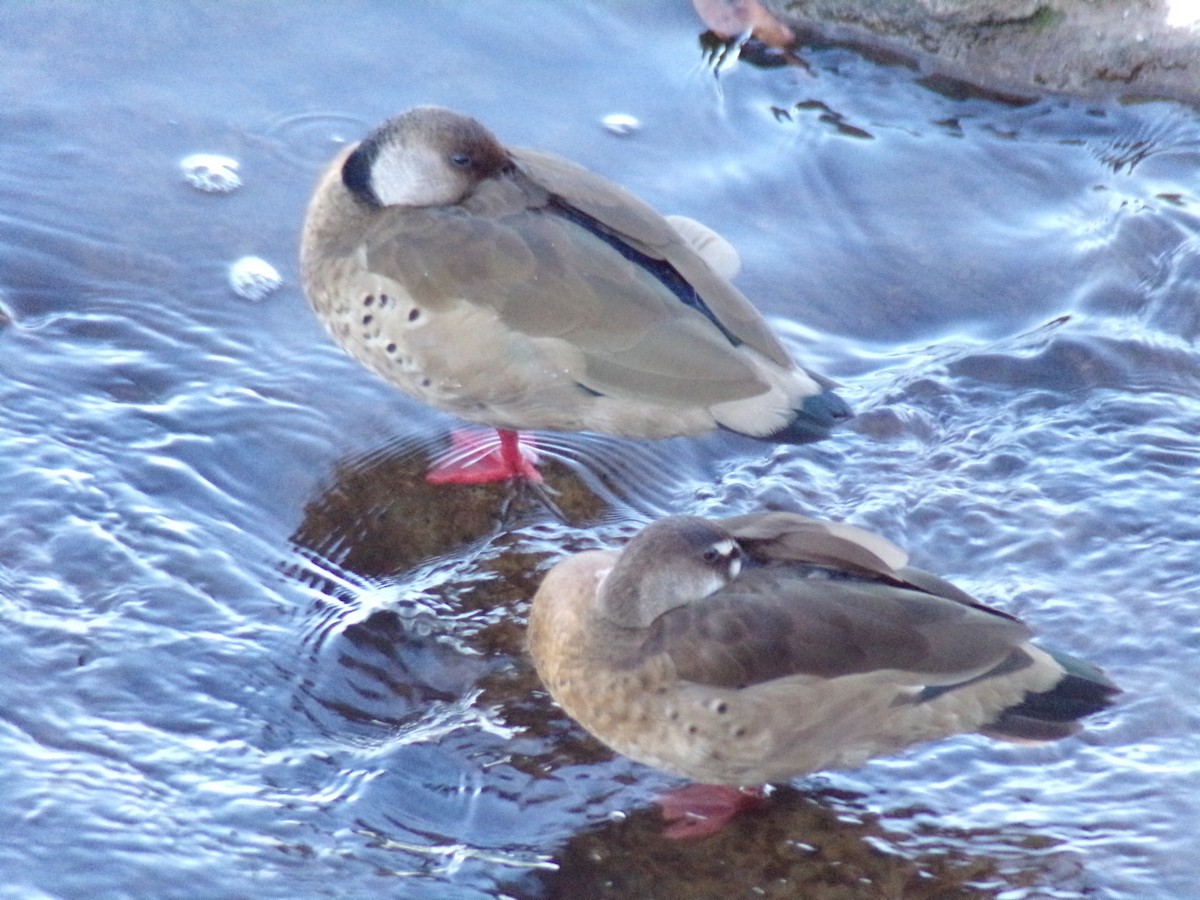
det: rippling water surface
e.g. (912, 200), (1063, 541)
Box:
(2, 3), (1198, 898)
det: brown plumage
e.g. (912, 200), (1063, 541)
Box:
(528, 513), (1119, 791)
(300, 107), (851, 482)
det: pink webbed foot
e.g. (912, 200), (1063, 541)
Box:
(425, 428), (542, 485)
(657, 784), (770, 840)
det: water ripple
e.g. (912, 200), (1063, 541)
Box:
(1, 4), (1198, 898)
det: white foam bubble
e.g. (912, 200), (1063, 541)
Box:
(601, 113), (641, 136)
(229, 256), (282, 301)
(181, 153), (242, 193)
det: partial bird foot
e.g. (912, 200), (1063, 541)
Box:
(426, 428), (541, 484)
(657, 784), (769, 839)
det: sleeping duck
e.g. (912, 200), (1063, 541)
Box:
(301, 107), (850, 483)
(528, 512), (1119, 837)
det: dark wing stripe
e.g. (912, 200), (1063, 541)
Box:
(545, 196), (745, 348)
(915, 649), (1033, 703)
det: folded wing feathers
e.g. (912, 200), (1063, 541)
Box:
(648, 574), (1031, 690)
(363, 164), (783, 405)
(723, 512), (910, 576)
(511, 148), (793, 367)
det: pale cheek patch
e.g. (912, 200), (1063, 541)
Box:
(372, 145), (462, 206)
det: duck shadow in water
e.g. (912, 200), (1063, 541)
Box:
(510, 776), (1090, 899)
(281, 423), (707, 743)
(287, 423), (733, 580)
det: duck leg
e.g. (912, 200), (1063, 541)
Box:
(426, 428), (542, 485)
(657, 784), (770, 839)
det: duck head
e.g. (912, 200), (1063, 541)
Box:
(341, 106), (512, 208)
(599, 516), (744, 629)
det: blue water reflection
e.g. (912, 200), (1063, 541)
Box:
(1, 2), (1197, 898)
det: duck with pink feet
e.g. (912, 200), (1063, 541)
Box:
(528, 512), (1119, 839)
(300, 107), (851, 491)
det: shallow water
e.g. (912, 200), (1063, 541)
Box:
(1, 2), (1198, 898)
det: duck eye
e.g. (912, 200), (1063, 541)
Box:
(702, 540), (743, 575)
(449, 152), (472, 168)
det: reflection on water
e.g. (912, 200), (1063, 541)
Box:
(1, 2), (1198, 898)
(532, 783), (1095, 899)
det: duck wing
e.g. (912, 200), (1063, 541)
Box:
(510, 147), (793, 368)
(358, 171), (779, 405)
(724, 511), (1008, 613)
(641, 516), (1031, 690)
(723, 512), (910, 579)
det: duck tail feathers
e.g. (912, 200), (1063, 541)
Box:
(762, 387), (853, 445)
(981, 647), (1120, 743)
